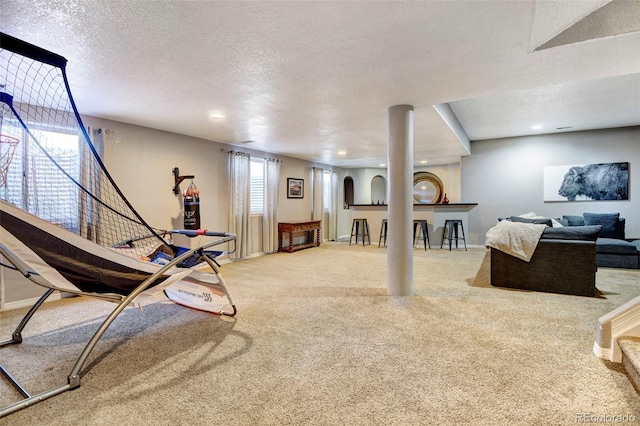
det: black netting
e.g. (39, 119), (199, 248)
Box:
(0, 33), (171, 260)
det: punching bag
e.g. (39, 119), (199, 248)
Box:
(183, 180), (200, 230)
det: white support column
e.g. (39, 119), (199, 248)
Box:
(387, 105), (414, 296)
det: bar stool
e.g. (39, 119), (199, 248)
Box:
(378, 219), (388, 248)
(413, 220), (430, 250)
(440, 219), (467, 251)
(349, 218), (370, 246)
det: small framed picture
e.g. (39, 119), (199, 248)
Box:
(287, 178), (304, 199)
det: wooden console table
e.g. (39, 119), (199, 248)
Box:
(278, 220), (321, 253)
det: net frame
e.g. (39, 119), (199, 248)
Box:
(0, 32), (172, 259)
(0, 33), (237, 419)
(0, 133), (19, 188)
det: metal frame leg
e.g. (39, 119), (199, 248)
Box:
(0, 288), (55, 349)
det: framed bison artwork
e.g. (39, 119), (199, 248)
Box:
(544, 162), (629, 202)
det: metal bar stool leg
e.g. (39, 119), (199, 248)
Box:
(349, 219), (358, 245)
(378, 219), (387, 248)
(440, 219), (466, 251)
(413, 220), (428, 250)
(454, 222), (459, 249)
(421, 221), (428, 250)
(459, 222), (467, 251)
(440, 220), (453, 251)
(362, 219), (370, 246)
(425, 222), (431, 249)
(351, 219), (370, 246)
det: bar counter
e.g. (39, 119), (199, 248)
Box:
(349, 203), (478, 248)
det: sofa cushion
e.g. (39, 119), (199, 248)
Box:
(563, 215), (585, 226)
(583, 212), (622, 239)
(555, 218), (570, 227)
(541, 225), (602, 241)
(509, 216), (553, 227)
(596, 238), (639, 255)
(597, 253), (639, 269)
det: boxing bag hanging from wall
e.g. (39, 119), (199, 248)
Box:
(183, 180), (200, 230)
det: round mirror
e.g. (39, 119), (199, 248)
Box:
(413, 172), (444, 204)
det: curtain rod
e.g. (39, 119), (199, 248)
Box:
(227, 150), (249, 156)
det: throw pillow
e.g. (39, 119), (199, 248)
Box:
(555, 218), (570, 227)
(509, 216), (553, 227)
(583, 212), (621, 239)
(541, 225), (602, 241)
(562, 215), (585, 226)
(549, 218), (564, 228)
(517, 212), (539, 219)
(513, 212), (562, 227)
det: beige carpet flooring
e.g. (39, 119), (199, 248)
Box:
(1, 242), (639, 425)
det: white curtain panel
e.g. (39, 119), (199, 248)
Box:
(262, 157), (281, 254)
(311, 167), (324, 223)
(79, 127), (105, 243)
(328, 170), (338, 241)
(228, 151), (251, 260)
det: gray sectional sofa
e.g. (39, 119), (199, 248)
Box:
(503, 212), (639, 269)
(490, 212), (638, 297)
(559, 213), (640, 269)
(490, 224), (602, 297)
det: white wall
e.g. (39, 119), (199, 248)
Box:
(6, 115), (634, 307)
(343, 164), (461, 205)
(86, 116), (339, 248)
(462, 127), (640, 245)
(336, 168), (353, 239)
(2, 116), (338, 308)
(414, 164), (462, 203)
(95, 119), (229, 233)
(336, 164), (462, 239)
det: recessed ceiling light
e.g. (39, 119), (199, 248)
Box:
(211, 112), (225, 119)
(379, 163), (386, 167)
(419, 160), (428, 164)
(337, 150), (346, 156)
(531, 124), (543, 130)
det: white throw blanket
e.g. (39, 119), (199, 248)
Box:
(485, 220), (548, 262)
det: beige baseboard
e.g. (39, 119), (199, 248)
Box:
(0, 292), (65, 312)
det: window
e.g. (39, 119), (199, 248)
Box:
(250, 159), (264, 215)
(323, 170), (331, 210)
(1, 123), (80, 230)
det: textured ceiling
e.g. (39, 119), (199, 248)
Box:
(1, 0), (639, 168)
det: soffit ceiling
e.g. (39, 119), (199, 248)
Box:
(1, 0), (639, 168)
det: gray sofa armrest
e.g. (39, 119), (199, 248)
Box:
(490, 239), (598, 297)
